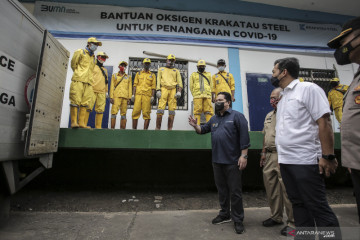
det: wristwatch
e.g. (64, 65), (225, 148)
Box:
(241, 154), (248, 159)
(322, 154), (336, 161)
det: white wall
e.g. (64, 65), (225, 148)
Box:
(59, 39), (229, 130)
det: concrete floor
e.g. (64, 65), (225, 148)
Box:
(0, 205), (359, 240)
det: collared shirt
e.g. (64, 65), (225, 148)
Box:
(341, 70), (360, 170)
(134, 70), (156, 96)
(328, 84), (348, 109)
(190, 71), (212, 98)
(200, 108), (250, 164)
(70, 48), (96, 84)
(110, 73), (132, 99)
(211, 71), (235, 95)
(156, 67), (183, 90)
(276, 79), (330, 165)
(262, 110), (276, 150)
(92, 63), (108, 93)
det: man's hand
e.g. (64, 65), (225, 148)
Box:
(238, 156), (247, 170)
(150, 96), (155, 104)
(232, 96), (236, 102)
(319, 157), (338, 177)
(188, 115), (197, 127)
(156, 90), (161, 99)
(131, 95), (135, 102)
(175, 91), (181, 99)
(127, 99), (130, 104)
(106, 92), (109, 99)
(260, 154), (266, 167)
(110, 98), (114, 104)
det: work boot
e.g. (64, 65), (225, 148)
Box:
(168, 115), (174, 130)
(144, 119), (150, 130)
(132, 119), (138, 129)
(111, 118), (116, 129)
(120, 118), (127, 129)
(83, 110), (91, 129)
(155, 114), (162, 130)
(194, 114), (201, 125)
(79, 107), (90, 128)
(95, 113), (103, 129)
(70, 106), (79, 128)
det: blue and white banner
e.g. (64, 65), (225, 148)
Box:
(34, 1), (341, 52)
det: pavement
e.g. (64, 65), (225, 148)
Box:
(0, 205), (359, 240)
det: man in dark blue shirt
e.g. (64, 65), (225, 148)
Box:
(189, 91), (250, 234)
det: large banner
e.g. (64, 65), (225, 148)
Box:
(34, 1), (341, 52)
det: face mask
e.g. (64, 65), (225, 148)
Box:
(215, 102), (225, 113)
(119, 66), (125, 72)
(330, 81), (339, 88)
(218, 66), (225, 72)
(198, 67), (205, 73)
(270, 70), (284, 88)
(97, 57), (105, 64)
(166, 60), (174, 68)
(89, 43), (97, 52)
(270, 98), (279, 109)
(334, 35), (360, 65)
(144, 64), (150, 70)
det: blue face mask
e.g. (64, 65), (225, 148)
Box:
(89, 43), (98, 52)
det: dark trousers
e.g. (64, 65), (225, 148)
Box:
(351, 168), (360, 223)
(212, 162), (244, 223)
(280, 164), (341, 239)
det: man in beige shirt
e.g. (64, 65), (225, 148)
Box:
(260, 88), (294, 236)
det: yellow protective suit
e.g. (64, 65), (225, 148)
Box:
(69, 48), (96, 107)
(89, 63), (108, 113)
(328, 84), (348, 123)
(211, 71), (235, 96)
(132, 70), (156, 120)
(156, 67), (183, 115)
(190, 71), (213, 125)
(110, 73), (132, 117)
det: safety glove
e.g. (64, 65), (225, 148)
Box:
(156, 90), (161, 99)
(175, 91), (181, 99)
(131, 95), (135, 102)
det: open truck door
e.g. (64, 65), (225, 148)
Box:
(0, 0), (69, 225)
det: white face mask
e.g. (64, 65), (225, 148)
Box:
(218, 66), (225, 72)
(89, 43), (98, 52)
(98, 59), (104, 64)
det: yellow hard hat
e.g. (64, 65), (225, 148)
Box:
(197, 60), (206, 66)
(299, 77), (304, 82)
(87, 37), (102, 46)
(167, 54), (176, 60)
(97, 51), (109, 58)
(118, 61), (128, 66)
(143, 58), (151, 64)
(330, 78), (340, 82)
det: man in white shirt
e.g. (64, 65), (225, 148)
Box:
(272, 57), (341, 239)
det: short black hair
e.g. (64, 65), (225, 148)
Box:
(217, 92), (232, 103)
(274, 57), (300, 79)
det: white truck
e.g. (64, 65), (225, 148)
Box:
(0, 0), (69, 224)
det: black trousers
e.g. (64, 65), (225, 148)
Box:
(212, 162), (244, 223)
(351, 168), (360, 223)
(280, 164), (341, 240)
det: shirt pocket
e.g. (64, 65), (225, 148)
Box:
(349, 89), (360, 110)
(284, 98), (299, 119)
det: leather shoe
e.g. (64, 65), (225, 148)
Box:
(234, 222), (245, 234)
(281, 226), (296, 236)
(262, 218), (283, 227)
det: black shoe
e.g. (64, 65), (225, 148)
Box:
(234, 222), (245, 234)
(262, 218), (283, 227)
(280, 226), (296, 236)
(212, 215), (231, 225)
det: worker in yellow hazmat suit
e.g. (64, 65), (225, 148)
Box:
(69, 37), (102, 128)
(110, 61), (132, 129)
(155, 54), (183, 130)
(328, 77), (348, 123)
(190, 60), (213, 125)
(211, 59), (235, 103)
(87, 51), (109, 129)
(131, 58), (156, 129)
